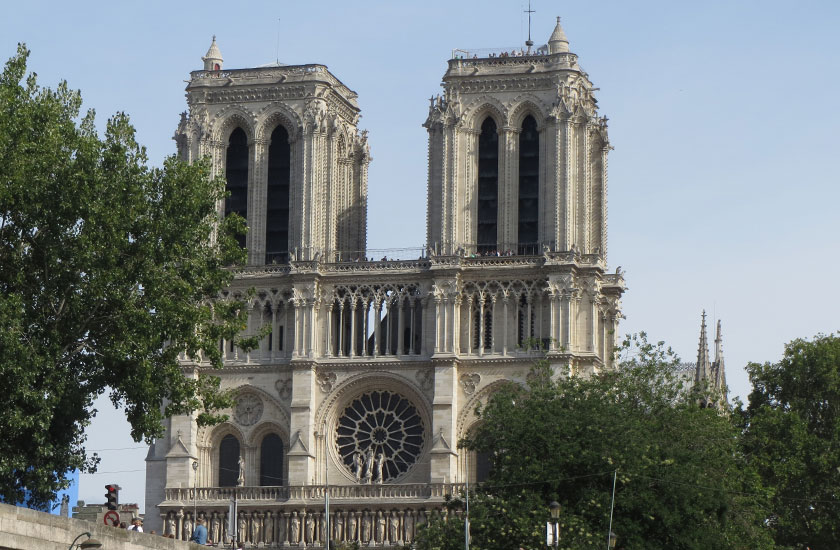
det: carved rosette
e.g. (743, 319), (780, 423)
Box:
(234, 394), (263, 426)
(317, 371), (337, 393)
(459, 373), (481, 395)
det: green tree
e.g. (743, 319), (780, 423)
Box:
(742, 333), (840, 548)
(415, 335), (773, 550)
(0, 45), (253, 508)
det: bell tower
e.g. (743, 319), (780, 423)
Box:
(176, 37), (370, 265)
(425, 17), (610, 258)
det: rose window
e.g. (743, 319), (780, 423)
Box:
(335, 390), (425, 482)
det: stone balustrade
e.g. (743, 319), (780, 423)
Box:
(163, 482), (464, 505)
(159, 484), (465, 547)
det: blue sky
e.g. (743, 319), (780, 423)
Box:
(3, 0), (838, 512)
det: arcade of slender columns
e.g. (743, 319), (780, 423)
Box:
(211, 278), (617, 367)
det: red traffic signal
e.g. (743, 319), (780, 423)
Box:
(105, 484), (120, 510)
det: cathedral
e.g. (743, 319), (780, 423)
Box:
(144, 18), (628, 545)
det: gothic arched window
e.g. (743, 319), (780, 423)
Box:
(475, 450), (493, 482)
(225, 127), (249, 250)
(477, 117), (499, 254)
(518, 115), (539, 254)
(218, 434), (240, 487)
(259, 433), (284, 486)
(266, 125), (291, 264)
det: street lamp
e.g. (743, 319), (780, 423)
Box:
(608, 530), (617, 548)
(548, 501), (561, 550)
(68, 532), (102, 550)
(192, 459), (199, 525)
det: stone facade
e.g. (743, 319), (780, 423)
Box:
(145, 19), (625, 547)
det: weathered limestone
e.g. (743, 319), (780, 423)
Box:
(147, 23), (625, 544)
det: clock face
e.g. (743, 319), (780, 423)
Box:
(234, 394), (263, 426)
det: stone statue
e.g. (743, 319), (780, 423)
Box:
(353, 451), (364, 482)
(347, 511), (358, 542)
(183, 514), (193, 541)
(375, 452), (385, 483)
(237, 455), (245, 486)
(334, 511), (344, 542)
(290, 511), (300, 544)
(375, 510), (386, 543)
(265, 511), (274, 543)
(167, 515), (177, 537)
(250, 512), (260, 543)
(388, 511), (399, 543)
(305, 511), (315, 543)
(361, 511), (371, 543)
(318, 512), (326, 543)
(238, 512), (248, 543)
(210, 512), (221, 543)
(363, 448), (375, 484)
(278, 512), (287, 545)
(59, 494), (69, 517)
(404, 510), (414, 542)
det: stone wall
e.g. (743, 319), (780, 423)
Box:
(0, 503), (195, 550)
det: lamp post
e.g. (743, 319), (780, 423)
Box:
(68, 532), (102, 550)
(608, 531), (617, 548)
(193, 460), (199, 528)
(548, 501), (561, 550)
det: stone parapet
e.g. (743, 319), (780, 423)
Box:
(0, 502), (192, 550)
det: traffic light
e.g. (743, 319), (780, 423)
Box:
(105, 484), (120, 510)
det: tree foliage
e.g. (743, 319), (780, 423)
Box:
(742, 333), (840, 548)
(415, 335), (773, 550)
(0, 45), (252, 507)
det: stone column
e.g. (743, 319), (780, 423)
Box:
(350, 298), (358, 358)
(478, 296), (486, 356)
(249, 137), (270, 265)
(397, 296), (405, 355)
(502, 294), (509, 355)
(408, 299), (416, 355)
(499, 126), (520, 251)
(326, 300), (334, 357)
(271, 303), (279, 360)
(373, 298), (382, 357)
(338, 301), (345, 357)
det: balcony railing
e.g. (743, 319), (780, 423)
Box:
(163, 482), (465, 505)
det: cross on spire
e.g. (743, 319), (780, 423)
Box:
(525, 0), (535, 48)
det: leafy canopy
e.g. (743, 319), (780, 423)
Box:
(742, 333), (840, 549)
(0, 45), (252, 508)
(414, 335), (772, 550)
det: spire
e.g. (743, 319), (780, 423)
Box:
(695, 310), (711, 385)
(548, 16), (570, 54)
(713, 320), (728, 402)
(202, 35), (223, 71)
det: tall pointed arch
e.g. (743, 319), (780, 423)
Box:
(266, 124), (291, 263)
(477, 117), (499, 254)
(225, 127), (249, 250)
(518, 114), (539, 254)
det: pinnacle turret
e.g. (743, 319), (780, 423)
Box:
(548, 16), (570, 54)
(202, 35), (223, 71)
(713, 320), (728, 402)
(695, 311), (711, 385)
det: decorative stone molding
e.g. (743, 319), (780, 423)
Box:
(415, 369), (433, 392)
(459, 373), (481, 395)
(317, 370), (337, 393)
(234, 394), (263, 426)
(275, 377), (292, 400)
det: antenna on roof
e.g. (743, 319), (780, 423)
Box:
(524, 0), (535, 50)
(275, 18), (281, 64)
